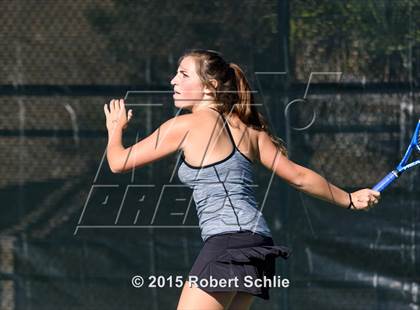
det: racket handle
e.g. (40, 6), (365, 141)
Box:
(372, 170), (399, 192)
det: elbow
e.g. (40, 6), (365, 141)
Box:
(108, 161), (123, 174)
(107, 147), (129, 174)
(289, 171), (305, 189)
(110, 166), (122, 174)
(291, 177), (304, 189)
(110, 167), (122, 174)
(109, 161), (133, 174)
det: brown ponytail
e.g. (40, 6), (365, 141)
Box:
(179, 49), (288, 157)
(228, 62), (288, 157)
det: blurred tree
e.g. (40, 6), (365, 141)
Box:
(85, 0), (280, 84)
(290, 0), (420, 82)
(86, 0), (420, 84)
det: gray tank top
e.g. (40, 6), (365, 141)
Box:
(177, 108), (273, 242)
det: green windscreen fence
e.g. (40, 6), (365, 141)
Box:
(1, 1), (419, 309)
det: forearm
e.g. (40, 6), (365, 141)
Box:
(106, 127), (126, 172)
(296, 167), (350, 208)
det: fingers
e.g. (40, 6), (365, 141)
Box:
(108, 99), (125, 111)
(351, 188), (381, 211)
(118, 99), (126, 119)
(119, 99), (125, 111)
(369, 190), (381, 199)
(107, 99), (126, 113)
(105, 99), (132, 130)
(369, 190), (380, 206)
(103, 103), (109, 116)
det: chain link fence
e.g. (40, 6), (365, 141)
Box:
(1, 1), (419, 309)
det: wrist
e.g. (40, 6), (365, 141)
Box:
(347, 192), (356, 210)
(107, 125), (124, 135)
(108, 124), (123, 131)
(107, 126), (124, 146)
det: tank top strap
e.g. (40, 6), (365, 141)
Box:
(208, 107), (237, 149)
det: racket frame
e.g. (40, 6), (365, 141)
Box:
(373, 119), (420, 192)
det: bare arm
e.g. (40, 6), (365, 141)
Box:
(257, 131), (380, 209)
(105, 100), (190, 173)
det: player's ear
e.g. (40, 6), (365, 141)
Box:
(209, 79), (218, 89)
(203, 79), (218, 96)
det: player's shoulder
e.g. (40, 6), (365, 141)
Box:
(163, 112), (193, 129)
(257, 129), (269, 141)
(179, 109), (218, 126)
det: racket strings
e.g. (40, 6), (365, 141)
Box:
(416, 125), (420, 152)
(417, 130), (420, 151)
(416, 131), (420, 152)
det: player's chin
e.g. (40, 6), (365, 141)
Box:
(173, 99), (193, 110)
(172, 102), (184, 111)
(173, 98), (183, 108)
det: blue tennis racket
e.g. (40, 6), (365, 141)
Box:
(373, 119), (420, 192)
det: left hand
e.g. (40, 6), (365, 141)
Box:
(104, 98), (133, 131)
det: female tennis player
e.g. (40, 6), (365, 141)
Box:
(104, 49), (380, 310)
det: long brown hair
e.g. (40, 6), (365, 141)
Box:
(178, 49), (288, 157)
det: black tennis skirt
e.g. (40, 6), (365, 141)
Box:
(188, 230), (291, 300)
